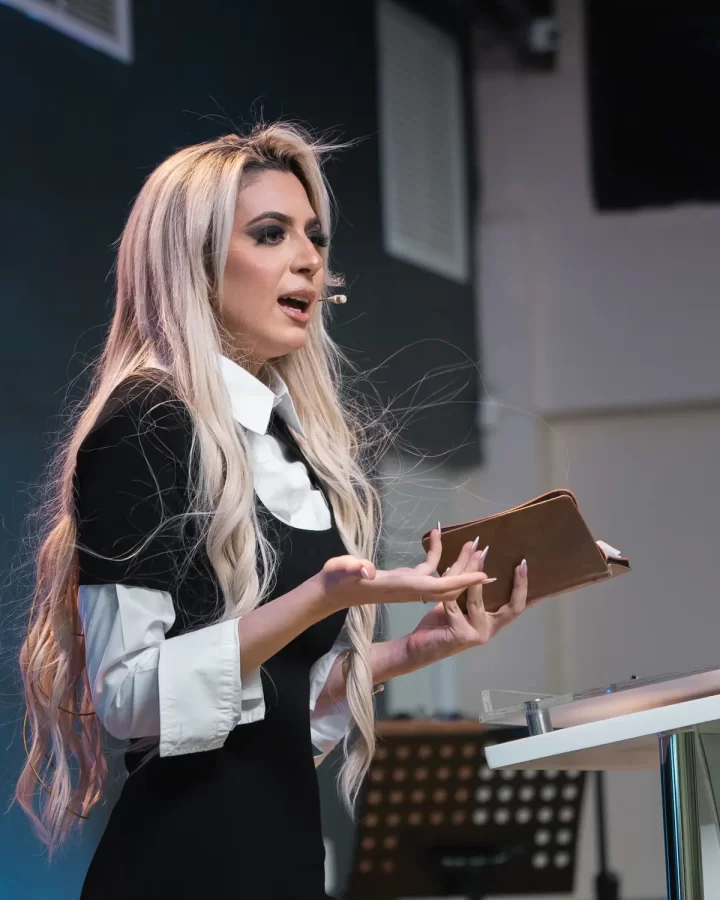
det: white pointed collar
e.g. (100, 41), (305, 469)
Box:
(218, 355), (306, 438)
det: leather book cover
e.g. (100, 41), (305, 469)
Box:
(420, 490), (630, 613)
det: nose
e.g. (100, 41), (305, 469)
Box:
(291, 236), (323, 278)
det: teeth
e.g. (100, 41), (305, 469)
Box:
(280, 296), (308, 307)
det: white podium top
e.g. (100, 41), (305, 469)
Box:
(482, 665), (720, 772)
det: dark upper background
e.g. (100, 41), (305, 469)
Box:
(5, 0), (720, 895)
(0, 1), (479, 896)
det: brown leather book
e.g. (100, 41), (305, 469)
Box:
(420, 489), (630, 613)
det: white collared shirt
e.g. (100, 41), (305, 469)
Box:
(78, 356), (351, 765)
(218, 356), (332, 532)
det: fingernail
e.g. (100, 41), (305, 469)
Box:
(519, 559), (528, 578)
(483, 577), (498, 585)
(480, 545), (490, 563)
(597, 540), (622, 558)
(471, 536), (480, 552)
(437, 521), (442, 536)
(443, 567), (451, 576)
(360, 566), (370, 579)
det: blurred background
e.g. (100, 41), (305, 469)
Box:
(1, 1), (719, 898)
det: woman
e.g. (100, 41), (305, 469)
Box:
(17, 123), (529, 898)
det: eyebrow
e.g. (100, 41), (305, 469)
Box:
(245, 211), (323, 230)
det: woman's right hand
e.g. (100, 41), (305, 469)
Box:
(319, 528), (492, 610)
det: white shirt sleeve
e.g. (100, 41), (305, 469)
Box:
(308, 625), (353, 761)
(78, 583), (265, 757)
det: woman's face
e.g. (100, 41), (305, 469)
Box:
(221, 169), (327, 373)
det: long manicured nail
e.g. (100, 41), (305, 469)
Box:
(483, 577), (498, 585)
(480, 545), (490, 564)
(597, 540), (622, 558)
(519, 559), (528, 578)
(443, 567), (451, 576)
(360, 566), (370, 579)
(471, 536), (480, 552)
(437, 521), (442, 536)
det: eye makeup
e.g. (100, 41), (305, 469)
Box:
(245, 211), (329, 248)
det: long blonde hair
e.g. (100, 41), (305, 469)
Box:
(17, 123), (383, 852)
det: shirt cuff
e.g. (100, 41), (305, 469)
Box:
(309, 643), (352, 758)
(310, 698), (352, 758)
(158, 617), (264, 756)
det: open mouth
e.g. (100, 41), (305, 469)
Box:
(277, 295), (310, 312)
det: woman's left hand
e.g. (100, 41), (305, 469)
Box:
(403, 548), (529, 669)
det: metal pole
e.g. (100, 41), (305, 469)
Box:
(594, 770), (620, 900)
(659, 731), (704, 900)
(524, 699), (552, 736)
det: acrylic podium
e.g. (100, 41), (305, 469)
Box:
(479, 665), (720, 900)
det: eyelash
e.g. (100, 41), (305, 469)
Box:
(254, 226), (329, 249)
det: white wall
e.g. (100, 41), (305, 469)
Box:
(386, 1), (720, 897)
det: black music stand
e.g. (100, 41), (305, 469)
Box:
(345, 720), (585, 899)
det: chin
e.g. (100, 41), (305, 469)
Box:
(264, 333), (308, 360)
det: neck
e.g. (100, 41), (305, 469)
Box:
(220, 339), (265, 380)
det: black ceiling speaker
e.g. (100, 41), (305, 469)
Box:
(585, 0), (720, 211)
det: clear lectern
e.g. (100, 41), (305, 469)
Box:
(479, 665), (720, 900)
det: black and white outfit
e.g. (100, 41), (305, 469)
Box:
(75, 356), (352, 899)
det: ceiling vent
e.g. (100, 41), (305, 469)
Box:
(376, 0), (469, 283)
(1, 0), (133, 62)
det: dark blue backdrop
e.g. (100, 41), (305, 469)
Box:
(0, 1), (479, 895)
